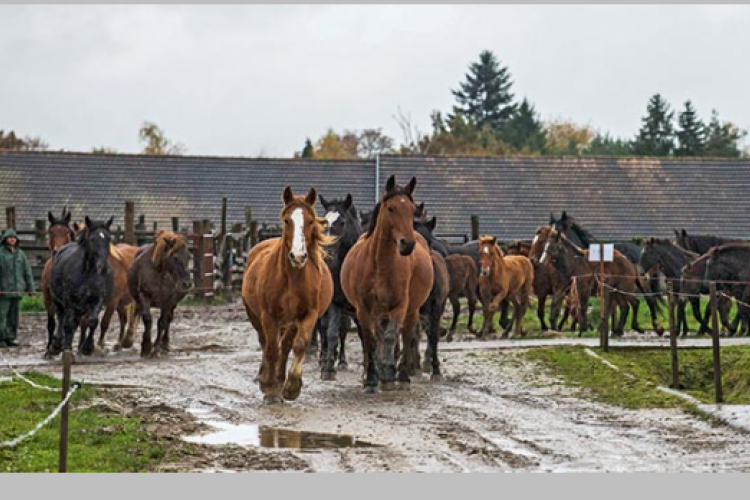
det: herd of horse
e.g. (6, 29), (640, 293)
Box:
(37, 175), (750, 404)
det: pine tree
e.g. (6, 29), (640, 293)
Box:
(301, 138), (314, 158)
(675, 101), (706, 157)
(451, 50), (516, 133)
(501, 98), (546, 153)
(631, 94), (675, 156)
(704, 110), (747, 158)
(585, 133), (630, 156)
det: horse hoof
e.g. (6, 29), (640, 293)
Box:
(338, 362), (349, 371)
(396, 381), (411, 391)
(263, 396), (285, 405)
(113, 343), (122, 352)
(430, 374), (443, 383)
(282, 379), (303, 401)
(320, 370), (336, 381)
(363, 385), (379, 394)
(421, 362), (432, 374)
(379, 381), (397, 392)
(121, 338), (134, 349)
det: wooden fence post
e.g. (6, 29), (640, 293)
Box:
(6, 207), (16, 230)
(668, 282), (680, 389)
(709, 282), (723, 404)
(599, 278), (609, 351)
(172, 217), (179, 233)
(35, 219), (47, 246)
(470, 215), (479, 241)
(58, 350), (73, 473)
(192, 220), (203, 300)
(124, 201), (135, 245)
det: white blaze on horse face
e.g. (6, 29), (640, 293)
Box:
(290, 208), (307, 265)
(532, 235), (539, 247)
(540, 240), (551, 264)
(324, 211), (340, 235)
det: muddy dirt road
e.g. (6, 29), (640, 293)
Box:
(5, 303), (750, 472)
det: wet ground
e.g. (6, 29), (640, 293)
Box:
(4, 302), (750, 472)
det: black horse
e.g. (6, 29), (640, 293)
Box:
(48, 217), (114, 357)
(674, 229), (742, 255)
(681, 243), (750, 336)
(550, 211), (664, 334)
(318, 194), (363, 380)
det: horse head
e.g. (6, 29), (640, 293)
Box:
(282, 186), (332, 269)
(478, 235), (500, 277)
(320, 193), (360, 245)
(152, 230), (192, 292)
(80, 216), (113, 275)
(368, 175), (418, 256)
(47, 207), (74, 252)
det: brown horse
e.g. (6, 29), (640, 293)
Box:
(42, 209), (75, 356)
(95, 244), (138, 352)
(341, 175), (434, 391)
(540, 229), (641, 337)
(478, 236), (534, 338)
(444, 254), (478, 341)
(127, 230), (193, 357)
(242, 187), (333, 404)
(529, 226), (575, 331)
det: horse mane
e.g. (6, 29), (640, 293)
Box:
(566, 220), (595, 247)
(109, 244), (124, 264)
(365, 188), (414, 238)
(152, 230), (188, 266)
(282, 199), (335, 271)
(557, 231), (585, 257)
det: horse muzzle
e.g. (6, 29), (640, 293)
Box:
(480, 267), (491, 278)
(398, 238), (416, 256)
(289, 251), (308, 268)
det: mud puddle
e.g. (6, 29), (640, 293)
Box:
(186, 409), (379, 449)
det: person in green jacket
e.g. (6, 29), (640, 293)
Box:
(0, 229), (35, 348)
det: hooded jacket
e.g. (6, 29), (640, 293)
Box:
(0, 229), (35, 295)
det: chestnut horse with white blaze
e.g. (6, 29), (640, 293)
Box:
(242, 187), (333, 404)
(478, 236), (534, 338)
(341, 175), (434, 392)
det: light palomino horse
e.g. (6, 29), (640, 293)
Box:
(477, 236), (534, 338)
(341, 175), (434, 392)
(242, 187), (334, 404)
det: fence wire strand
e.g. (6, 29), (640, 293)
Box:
(0, 352), (61, 392)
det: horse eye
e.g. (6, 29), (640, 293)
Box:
(387, 207), (394, 213)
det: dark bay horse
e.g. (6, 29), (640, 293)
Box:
(477, 236), (534, 338)
(48, 217), (114, 357)
(41, 209), (75, 356)
(674, 229), (742, 255)
(550, 211), (663, 334)
(528, 226), (573, 331)
(317, 193), (363, 381)
(341, 175), (434, 391)
(540, 229), (641, 337)
(418, 249), (449, 379)
(444, 254), (478, 341)
(640, 238), (711, 336)
(127, 230), (192, 357)
(243, 187), (334, 404)
(680, 243), (750, 336)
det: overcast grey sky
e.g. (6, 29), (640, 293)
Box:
(1, 4), (748, 157)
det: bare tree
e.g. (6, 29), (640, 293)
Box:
(139, 121), (186, 155)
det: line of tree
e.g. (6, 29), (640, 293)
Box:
(0, 130), (48, 151)
(299, 50), (747, 159)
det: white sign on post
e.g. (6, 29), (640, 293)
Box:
(589, 243), (615, 262)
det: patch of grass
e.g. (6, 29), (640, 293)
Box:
(20, 295), (45, 313)
(525, 346), (688, 409)
(600, 346), (750, 405)
(0, 373), (169, 472)
(180, 294), (236, 308)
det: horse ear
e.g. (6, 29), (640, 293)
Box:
(48, 212), (55, 225)
(282, 186), (294, 205)
(73, 222), (81, 233)
(305, 187), (317, 206)
(343, 193), (353, 210)
(681, 229), (688, 238)
(106, 217), (114, 230)
(674, 229), (680, 239)
(426, 216), (437, 232)
(561, 211), (568, 221)
(85, 216), (93, 228)
(385, 175), (396, 193)
(319, 194), (329, 210)
(549, 212), (556, 224)
(64, 212), (71, 224)
(406, 177), (417, 195)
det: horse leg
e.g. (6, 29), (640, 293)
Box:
(629, 295), (643, 333)
(498, 299), (510, 331)
(720, 296), (736, 335)
(114, 303), (129, 351)
(96, 305), (115, 353)
(479, 291), (492, 338)
(338, 315), (349, 370)
(307, 319), (319, 356)
(282, 314), (317, 401)
(448, 294), (460, 341)
(646, 294), (664, 336)
(61, 309), (78, 355)
(159, 308), (174, 352)
(426, 300), (443, 381)
(321, 305), (341, 381)
(139, 295), (154, 358)
(537, 292), (548, 331)
(257, 312), (283, 404)
(82, 300), (104, 356)
(396, 310), (418, 388)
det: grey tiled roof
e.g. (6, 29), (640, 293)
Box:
(0, 151), (374, 232)
(2, 151), (749, 241)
